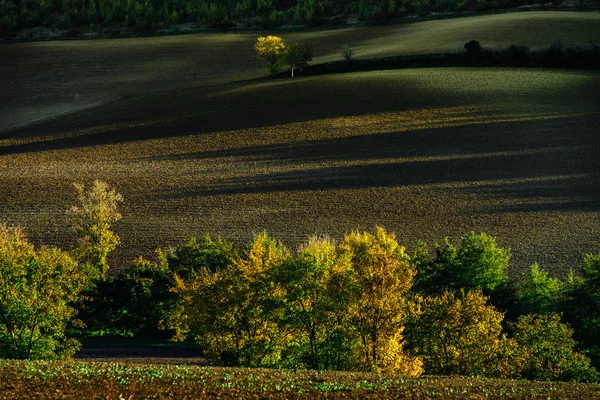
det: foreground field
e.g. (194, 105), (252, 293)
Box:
(2, 360), (600, 399)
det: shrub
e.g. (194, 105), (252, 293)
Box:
(0, 226), (88, 359)
(341, 45), (354, 61)
(405, 290), (520, 378)
(513, 313), (599, 383)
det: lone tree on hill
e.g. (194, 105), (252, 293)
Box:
(255, 35), (287, 75)
(285, 43), (313, 78)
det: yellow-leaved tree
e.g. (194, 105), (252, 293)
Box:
(339, 227), (423, 375)
(272, 236), (355, 370)
(167, 232), (290, 367)
(254, 35), (286, 75)
(68, 180), (123, 280)
(405, 290), (521, 378)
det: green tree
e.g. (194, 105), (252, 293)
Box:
(405, 290), (519, 378)
(68, 180), (123, 280)
(77, 252), (174, 339)
(285, 42), (312, 77)
(562, 253), (600, 356)
(166, 235), (235, 280)
(513, 313), (598, 382)
(0, 226), (88, 359)
(254, 35), (286, 75)
(515, 263), (563, 315)
(339, 227), (423, 374)
(413, 233), (510, 298)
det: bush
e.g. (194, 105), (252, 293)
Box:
(0, 226), (88, 359)
(513, 313), (599, 382)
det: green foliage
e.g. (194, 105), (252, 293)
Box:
(77, 253), (174, 339)
(562, 253), (600, 356)
(405, 290), (519, 378)
(515, 264), (563, 315)
(513, 313), (599, 383)
(0, 226), (88, 359)
(285, 42), (313, 77)
(68, 180), (123, 281)
(413, 233), (510, 298)
(166, 235), (235, 280)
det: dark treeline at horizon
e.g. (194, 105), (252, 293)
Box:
(2, 0), (599, 39)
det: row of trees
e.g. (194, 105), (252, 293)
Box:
(4, 0), (595, 38)
(1, 181), (600, 383)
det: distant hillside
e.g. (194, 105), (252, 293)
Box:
(1, 0), (599, 41)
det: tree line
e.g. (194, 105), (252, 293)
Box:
(3, 0), (596, 39)
(1, 180), (600, 383)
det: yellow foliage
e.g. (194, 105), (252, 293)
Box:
(406, 290), (521, 378)
(340, 227), (422, 375)
(68, 180), (123, 280)
(254, 35), (286, 74)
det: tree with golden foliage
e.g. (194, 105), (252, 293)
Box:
(167, 232), (290, 367)
(68, 180), (123, 280)
(254, 35), (286, 75)
(339, 227), (423, 375)
(406, 290), (520, 378)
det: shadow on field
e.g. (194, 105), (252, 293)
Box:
(3, 67), (598, 156)
(149, 115), (600, 214)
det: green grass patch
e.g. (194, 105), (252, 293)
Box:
(1, 360), (599, 399)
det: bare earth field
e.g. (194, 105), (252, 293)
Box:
(1, 11), (599, 279)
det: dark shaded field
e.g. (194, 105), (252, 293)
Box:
(1, 12), (599, 279)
